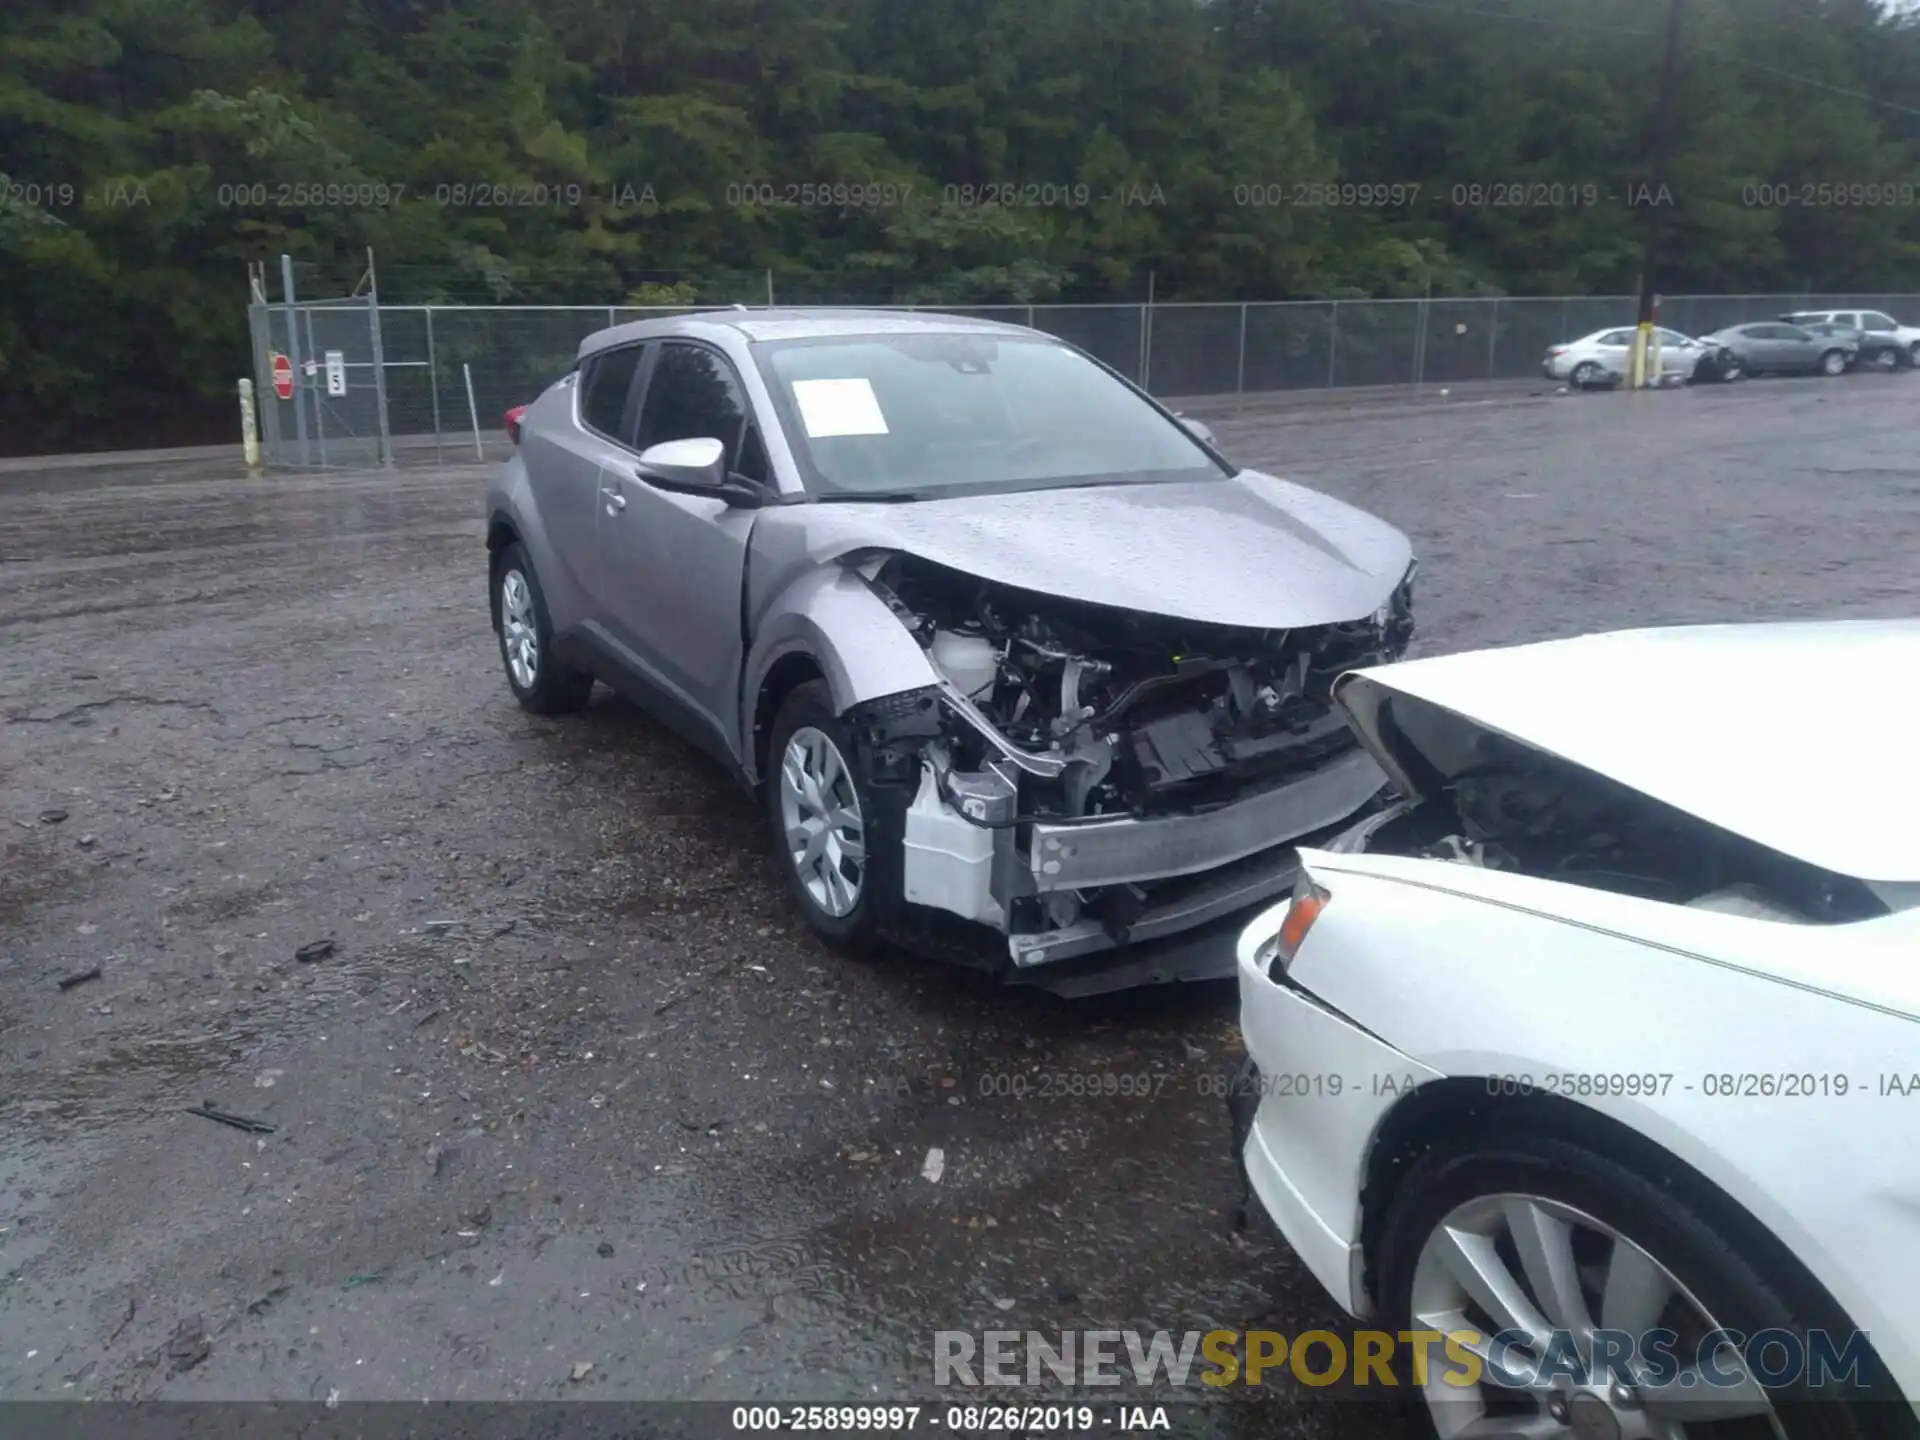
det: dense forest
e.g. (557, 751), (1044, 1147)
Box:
(4, 0), (1920, 450)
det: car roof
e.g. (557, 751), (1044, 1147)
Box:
(576, 307), (1040, 362)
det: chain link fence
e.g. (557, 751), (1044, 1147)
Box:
(246, 287), (1920, 469)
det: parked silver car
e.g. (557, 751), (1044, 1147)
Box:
(1694, 321), (1856, 378)
(1541, 326), (1711, 385)
(484, 309), (1416, 994)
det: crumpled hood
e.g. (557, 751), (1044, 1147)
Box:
(1332, 620), (1920, 885)
(777, 471), (1413, 628)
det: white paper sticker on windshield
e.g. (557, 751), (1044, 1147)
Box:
(791, 378), (889, 438)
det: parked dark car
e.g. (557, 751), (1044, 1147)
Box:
(1781, 314), (1913, 372)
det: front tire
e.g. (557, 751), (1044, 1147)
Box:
(764, 681), (899, 949)
(1376, 1125), (1900, 1440)
(493, 543), (594, 715)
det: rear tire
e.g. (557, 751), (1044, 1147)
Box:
(1819, 348), (1849, 376)
(493, 543), (594, 715)
(1375, 1124), (1907, 1440)
(1871, 347), (1899, 372)
(1570, 362), (1603, 387)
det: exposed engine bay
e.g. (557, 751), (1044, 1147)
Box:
(868, 553), (1415, 821)
(845, 552), (1417, 962)
(1332, 721), (1891, 925)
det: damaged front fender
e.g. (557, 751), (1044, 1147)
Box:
(739, 564), (942, 784)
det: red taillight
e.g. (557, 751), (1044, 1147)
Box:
(1546, 346), (1567, 357)
(505, 405), (527, 445)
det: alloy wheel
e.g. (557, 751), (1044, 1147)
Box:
(778, 726), (866, 918)
(1409, 1193), (1784, 1440)
(500, 569), (539, 689)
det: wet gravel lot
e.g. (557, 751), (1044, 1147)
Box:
(2, 374), (1918, 1428)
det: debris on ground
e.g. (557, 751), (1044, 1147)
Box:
(165, 1316), (211, 1374)
(464, 1203), (492, 1230)
(40, 808), (68, 824)
(57, 966), (102, 992)
(921, 1147), (945, 1183)
(77, 833), (96, 848)
(107, 1292), (138, 1344)
(184, 1101), (276, 1135)
(596, 1241), (614, 1258)
(246, 1284), (291, 1315)
(569, 1361), (594, 1382)
(295, 939), (335, 964)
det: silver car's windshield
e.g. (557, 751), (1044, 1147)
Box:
(752, 333), (1226, 500)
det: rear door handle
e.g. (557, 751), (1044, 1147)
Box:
(601, 487), (626, 512)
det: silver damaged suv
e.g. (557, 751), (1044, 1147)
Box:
(485, 308), (1416, 995)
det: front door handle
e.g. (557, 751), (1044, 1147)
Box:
(601, 487), (626, 513)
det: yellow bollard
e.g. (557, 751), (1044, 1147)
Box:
(238, 378), (261, 472)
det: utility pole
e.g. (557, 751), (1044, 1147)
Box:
(1632, 0), (1685, 389)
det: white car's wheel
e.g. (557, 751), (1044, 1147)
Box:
(1570, 362), (1604, 387)
(1819, 349), (1849, 377)
(1376, 1126), (1898, 1440)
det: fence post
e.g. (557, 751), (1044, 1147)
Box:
(304, 303), (329, 467)
(1486, 297), (1500, 379)
(366, 250), (393, 469)
(280, 254), (310, 467)
(766, 269), (775, 307)
(426, 306), (442, 462)
(463, 362), (484, 461)
(607, 306), (617, 329)
(1027, 304), (1036, 330)
(1236, 303), (1248, 394)
(1142, 271), (1155, 391)
(1327, 301), (1339, 389)
(1560, 297), (1569, 344)
(1412, 294), (1428, 390)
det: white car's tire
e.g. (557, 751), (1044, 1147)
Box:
(1819, 349), (1850, 377)
(1570, 362), (1604, 387)
(1375, 1122), (1904, 1440)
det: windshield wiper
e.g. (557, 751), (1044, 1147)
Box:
(814, 491), (928, 503)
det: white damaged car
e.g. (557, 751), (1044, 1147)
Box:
(1229, 620), (1920, 1437)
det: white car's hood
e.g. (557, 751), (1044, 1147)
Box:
(1332, 620), (1920, 884)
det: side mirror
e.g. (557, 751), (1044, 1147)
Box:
(636, 437), (762, 508)
(1177, 415), (1219, 449)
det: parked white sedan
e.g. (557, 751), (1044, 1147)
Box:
(1542, 327), (1711, 385)
(1230, 620), (1920, 1436)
